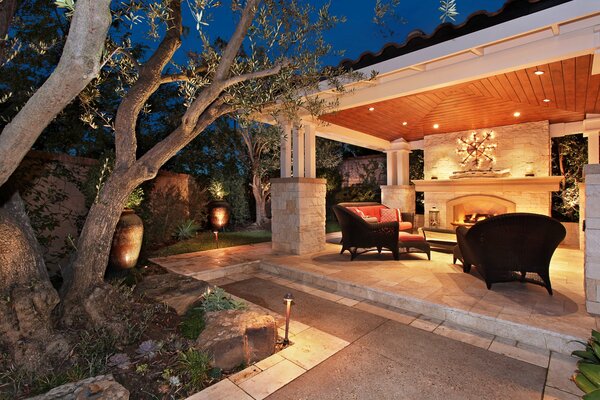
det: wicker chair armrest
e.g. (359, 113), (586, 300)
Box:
(401, 212), (415, 226)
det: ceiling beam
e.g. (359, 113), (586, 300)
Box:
(312, 123), (390, 151)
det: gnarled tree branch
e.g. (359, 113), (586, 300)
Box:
(0, 0), (112, 188)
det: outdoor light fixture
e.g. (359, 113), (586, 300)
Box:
(283, 293), (294, 346)
(402, 121), (408, 126)
(368, 107), (375, 111)
(543, 98), (551, 103)
(433, 123), (440, 129)
(534, 70), (544, 76)
(208, 202), (230, 248)
(513, 111), (521, 117)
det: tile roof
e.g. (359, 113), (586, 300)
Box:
(338, 0), (573, 71)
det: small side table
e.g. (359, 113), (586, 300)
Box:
(420, 227), (457, 252)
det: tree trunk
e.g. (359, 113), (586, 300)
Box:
(250, 171), (268, 226)
(60, 169), (140, 332)
(0, 0), (19, 39)
(0, 189), (68, 373)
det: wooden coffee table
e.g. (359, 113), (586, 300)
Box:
(420, 227), (457, 252)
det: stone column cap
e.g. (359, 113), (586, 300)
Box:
(271, 177), (326, 184)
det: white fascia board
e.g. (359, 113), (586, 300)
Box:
(314, 124), (390, 151)
(332, 22), (600, 110)
(357, 0), (600, 78)
(550, 122), (584, 137)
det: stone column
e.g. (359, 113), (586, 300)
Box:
(580, 182), (586, 251)
(584, 165), (600, 315)
(271, 178), (326, 255)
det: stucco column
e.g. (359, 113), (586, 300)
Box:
(292, 125), (305, 178)
(303, 123), (316, 178)
(386, 151), (397, 185)
(585, 131), (600, 164)
(381, 139), (415, 212)
(278, 119), (292, 178)
(271, 177), (326, 255)
(580, 182), (586, 251)
(584, 165), (600, 315)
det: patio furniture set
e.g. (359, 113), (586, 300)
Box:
(333, 202), (566, 294)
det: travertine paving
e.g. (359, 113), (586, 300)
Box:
(187, 274), (582, 399)
(150, 237), (593, 350)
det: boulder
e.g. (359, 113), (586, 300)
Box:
(26, 374), (128, 400)
(134, 273), (209, 315)
(196, 310), (277, 370)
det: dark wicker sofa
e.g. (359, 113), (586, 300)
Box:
(332, 202), (415, 261)
(453, 213), (566, 295)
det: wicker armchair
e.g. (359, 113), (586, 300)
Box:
(453, 213), (566, 295)
(333, 202), (406, 260)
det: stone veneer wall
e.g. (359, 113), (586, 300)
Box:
(425, 121), (551, 179)
(270, 178), (326, 255)
(423, 121), (552, 228)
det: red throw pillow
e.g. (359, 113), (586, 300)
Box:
(380, 208), (403, 222)
(350, 207), (366, 218)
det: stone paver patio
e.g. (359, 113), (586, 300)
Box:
(150, 234), (593, 353)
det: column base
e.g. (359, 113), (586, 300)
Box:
(380, 185), (416, 213)
(271, 178), (326, 255)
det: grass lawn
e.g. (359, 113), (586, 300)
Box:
(150, 230), (272, 257)
(326, 220), (340, 233)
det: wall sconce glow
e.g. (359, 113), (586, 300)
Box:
(513, 111), (521, 117)
(433, 124), (440, 129)
(283, 293), (294, 346)
(543, 99), (551, 103)
(368, 107), (375, 111)
(534, 70), (544, 76)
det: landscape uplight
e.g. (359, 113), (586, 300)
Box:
(283, 293), (294, 346)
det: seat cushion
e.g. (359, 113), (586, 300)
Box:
(399, 222), (413, 231)
(355, 205), (386, 221)
(398, 232), (425, 242)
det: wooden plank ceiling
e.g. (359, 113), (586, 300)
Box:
(320, 55), (600, 142)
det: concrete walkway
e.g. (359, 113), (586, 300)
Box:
(220, 277), (573, 400)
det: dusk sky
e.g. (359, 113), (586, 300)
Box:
(177, 0), (508, 67)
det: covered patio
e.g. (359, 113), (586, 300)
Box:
(260, 0), (600, 323)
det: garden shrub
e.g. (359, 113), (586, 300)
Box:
(551, 134), (587, 222)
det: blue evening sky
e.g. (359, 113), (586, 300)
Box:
(176, 0), (507, 67)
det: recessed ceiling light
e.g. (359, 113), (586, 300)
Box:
(433, 123), (440, 129)
(543, 98), (551, 103)
(368, 107), (375, 111)
(534, 70), (545, 76)
(402, 121), (408, 126)
(513, 111), (521, 117)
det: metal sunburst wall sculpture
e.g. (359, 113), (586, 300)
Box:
(456, 130), (497, 169)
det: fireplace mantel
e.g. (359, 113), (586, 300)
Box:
(413, 176), (563, 193)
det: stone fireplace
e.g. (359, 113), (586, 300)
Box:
(447, 195), (515, 227)
(414, 121), (562, 228)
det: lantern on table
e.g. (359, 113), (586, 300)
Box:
(429, 206), (440, 228)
